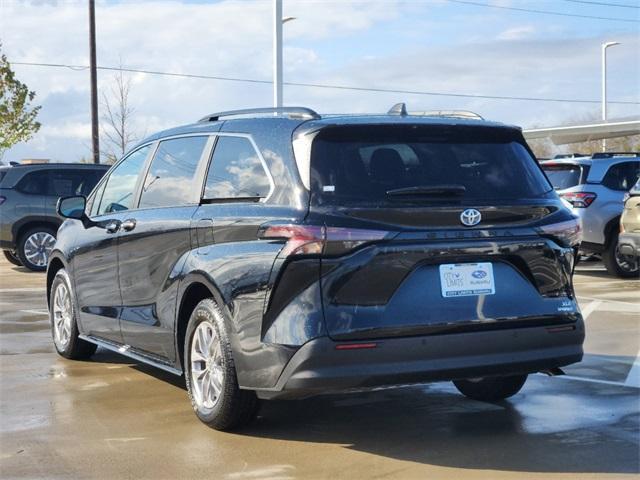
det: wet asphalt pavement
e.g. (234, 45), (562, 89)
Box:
(1, 257), (638, 479)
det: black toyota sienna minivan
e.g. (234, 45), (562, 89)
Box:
(48, 105), (584, 430)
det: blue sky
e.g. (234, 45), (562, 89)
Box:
(1, 0), (639, 162)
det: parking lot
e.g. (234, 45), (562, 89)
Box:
(0, 256), (638, 479)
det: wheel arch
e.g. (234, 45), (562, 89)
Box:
(46, 253), (68, 307)
(12, 217), (61, 244)
(175, 274), (230, 373)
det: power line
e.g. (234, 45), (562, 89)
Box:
(560, 0), (640, 8)
(445, 0), (640, 22)
(11, 61), (640, 105)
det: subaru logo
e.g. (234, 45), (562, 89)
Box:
(472, 270), (487, 279)
(460, 208), (481, 227)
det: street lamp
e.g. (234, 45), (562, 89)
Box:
(601, 41), (620, 151)
(273, 0), (296, 108)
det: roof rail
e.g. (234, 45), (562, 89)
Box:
(198, 107), (320, 123)
(412, 110), (484, 120)
(386, 103), (483, 120)
(553, 153), (588, 159)
(591, 152), (639, 159)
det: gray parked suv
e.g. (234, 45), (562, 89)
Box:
(0, 163), (109, 270)
(541, 153), (640, 277)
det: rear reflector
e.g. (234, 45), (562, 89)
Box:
(335, 342), (378, 350)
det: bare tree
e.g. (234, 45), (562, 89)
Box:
(101, 67), (136, 161)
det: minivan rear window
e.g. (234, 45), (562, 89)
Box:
(309, 125), (552, 206)
(542, 164), (585, 190)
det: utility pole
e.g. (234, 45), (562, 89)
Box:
(273, 0), (283, 109)
(89, 0), (100, 163)
(601, 41), (620, 152)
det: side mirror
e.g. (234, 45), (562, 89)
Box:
(57, 196), (87, 220)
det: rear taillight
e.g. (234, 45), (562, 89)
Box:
(560, 192), (597, 208)
(537, 217), (582, 247)
(0, 196), (5, 206)
(260, 224), (390, 257)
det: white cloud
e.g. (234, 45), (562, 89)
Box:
(497, 25), (536, 41)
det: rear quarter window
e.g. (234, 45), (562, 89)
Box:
(601, 161), (640, 191)
(16, 170), (48, 194)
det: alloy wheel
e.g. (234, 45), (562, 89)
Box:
(23, 232), (56, 268)
(190, 320), (225, 410)
(52, 282), (72, 349)
(614, 243), (639, 274)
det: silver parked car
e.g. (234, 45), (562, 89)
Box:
(0, 163), (109, 271)
(541, 153), (640, 277)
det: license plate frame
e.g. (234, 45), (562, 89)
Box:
(439, 262), (495, 298)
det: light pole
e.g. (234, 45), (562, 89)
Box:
(601, 41), (620, 151)
(272, 0), (295, 108)
(89, 0), (100, 163)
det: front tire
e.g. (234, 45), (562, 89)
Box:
(49, 269), (97, 359)
(603, 231), (639, 278)
(3, 249), (22, 266)
(17, 226), (56, 271)
(453, 374), (527, 402)
(184, 299), (259, 431)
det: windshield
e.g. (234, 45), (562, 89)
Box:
(309, 125), (552, 206)
(542, 164), (584, 190)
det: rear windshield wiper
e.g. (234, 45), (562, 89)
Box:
(386, 184), (466, 197)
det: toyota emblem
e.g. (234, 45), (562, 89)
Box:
(460, 208), (481, 227)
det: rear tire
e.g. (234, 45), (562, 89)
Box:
(453, 374), (527, 402)
(3, 249), (22, 266)
(184, 298), (259, 431)
(603, 231), (639, 278)
(49, 269), (97, 359)
(17, 226), (57, 271)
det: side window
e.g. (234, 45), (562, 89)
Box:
(16, 171), (48, 194)
(204, 136), (271, 200)
(77, 170), (106, 196)
(47, 170), (85, 197)
(97, 146), (150, 215)
(602, 162), (640, 191)
(139, 136), (207, 209)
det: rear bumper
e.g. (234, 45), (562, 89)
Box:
(619, 232), (640, 257)
(256, 319), (584, 399)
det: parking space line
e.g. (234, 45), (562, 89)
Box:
(539, 373), (639, 389)
(0, 288), (45, 293)
(576, 295), (640, 309)
(624, 351), (640, 388)
(579, 299), (602, 320)
(19, 309), (49, 316)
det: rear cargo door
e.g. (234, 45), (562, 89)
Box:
(309, 124), (578, 340)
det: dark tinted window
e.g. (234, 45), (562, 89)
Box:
(542, 164), (584, 190)
(204, 136), (271, 200)
(97, 146), (150, 215)
(16, 171), (48, 194)
(48, 170), (105, 197)
(310, 125), (552, 206)
(601, 161), (640, 191)
(139, 136), (207, 209)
